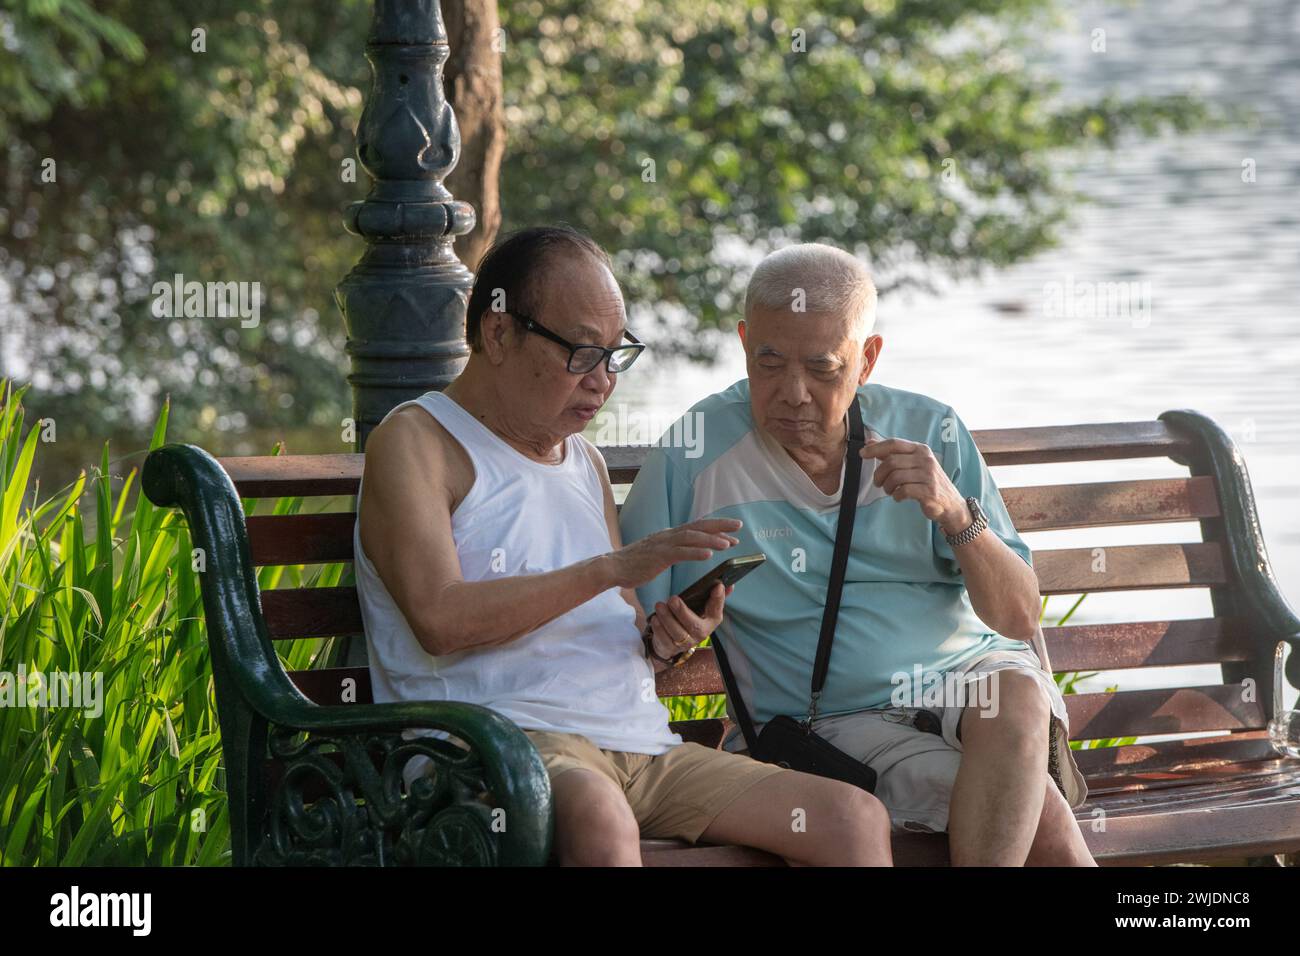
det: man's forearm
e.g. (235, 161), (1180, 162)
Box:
(939, 505), (1040, 642)
(421, 554), (620, 655)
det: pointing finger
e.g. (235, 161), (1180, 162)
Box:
(860, 438), (906, 458)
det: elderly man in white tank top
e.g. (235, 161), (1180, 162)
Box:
(355, 225), (893, 866)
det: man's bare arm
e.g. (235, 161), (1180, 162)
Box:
(359, 412), (738, 657)
(938, 501), (1041, 643)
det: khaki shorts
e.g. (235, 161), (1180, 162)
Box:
(805, 649), (1087, 834)
(523, 729), (791, 844)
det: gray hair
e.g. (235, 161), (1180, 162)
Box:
(743, 243), (877, 338)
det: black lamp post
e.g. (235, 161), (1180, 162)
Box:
(335, 0), (475, 450)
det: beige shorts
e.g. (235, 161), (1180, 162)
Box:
(807, 649), (1087, 834)
(523, 729), (791, 844)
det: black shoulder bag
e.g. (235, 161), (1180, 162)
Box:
(711, 397), (879, 792)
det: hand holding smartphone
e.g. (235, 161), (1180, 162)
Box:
(673, 553), (766, 615)
(643, 554), (766, 665)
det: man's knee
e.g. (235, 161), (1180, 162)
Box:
(552, 769), (641, 865)
(966, 670), (1051, 752)
(797, 779), (893, 865)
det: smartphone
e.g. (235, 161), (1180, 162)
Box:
(674, 553), (767, 616)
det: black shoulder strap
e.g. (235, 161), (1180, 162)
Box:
(810, 397), (866, 702)
(711, 627), (759, 752)
(712, 397), (867, 749)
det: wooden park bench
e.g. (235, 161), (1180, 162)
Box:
(142, 407), (1300, 866)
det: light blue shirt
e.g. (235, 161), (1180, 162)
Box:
(619, 378), (1034, 743)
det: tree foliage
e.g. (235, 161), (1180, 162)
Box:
(0, 0), (1207, 447)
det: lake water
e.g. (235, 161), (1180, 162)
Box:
(599, 0), (1300, 714)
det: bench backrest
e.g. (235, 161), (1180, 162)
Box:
(219, 412), (1295, 757)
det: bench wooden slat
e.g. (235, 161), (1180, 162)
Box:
(652, 647), (724, 697)
(1088, 763), (1300, 813)
(658, 688), (1268, 741)
(593, 619), (1252, 683)
(1044, 617), (1252, 671)
(1001, 476), (1219, 531)
(247, 513), (356, 566)
(665, 685), (1265, 743)
(1067, 729), (1277, 784)
(261, 585), (1257, 675)
(970, 420), (1192, 465)
(1066, 685), (1264, 739)
(1033, 542), (1227, 594)
(217, 420), (1196, 499)
(221, 445), (670, 494)
(247, 524), (1229, 601)
(225, 454), (364, 498)
(1082, 780), (1300, 865)
(262, 581), (1255, 675)
(262, 587), (365, 640)
(288, 666), (373, 707)
(599, 445), (653, 484)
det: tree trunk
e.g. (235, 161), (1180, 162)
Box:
(443, 0), (505, 272)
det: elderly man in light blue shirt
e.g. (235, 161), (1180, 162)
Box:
(620, 243), (1093, 866)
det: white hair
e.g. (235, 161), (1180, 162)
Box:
(743, 243), (877, 338)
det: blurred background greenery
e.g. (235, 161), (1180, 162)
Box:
(2, 0), (1204, 487)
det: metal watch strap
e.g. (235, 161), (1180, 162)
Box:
(944, 495), (988, 548)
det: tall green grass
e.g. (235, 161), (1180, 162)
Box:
(0, 383), (335, 865)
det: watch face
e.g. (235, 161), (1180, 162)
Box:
(968, 497), (985, 521)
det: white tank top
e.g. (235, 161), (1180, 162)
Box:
(353, 390), (682, 754)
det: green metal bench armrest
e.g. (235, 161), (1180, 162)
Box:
(143, 443), (302, 715)
(142, 442), (553, 865)
(1160, 410), (1300, 692)
(258, 697), (552, 866)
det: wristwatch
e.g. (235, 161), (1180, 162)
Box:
(944, 496), (989, 548)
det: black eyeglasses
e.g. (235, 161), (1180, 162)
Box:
(511, 312), (645, 374)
